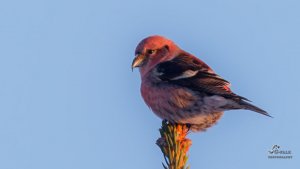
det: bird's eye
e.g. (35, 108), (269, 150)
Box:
(147, 49), (156, 55)
(164, 45), (169, 51)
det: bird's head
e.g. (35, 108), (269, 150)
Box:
(132, 35), (180, 76)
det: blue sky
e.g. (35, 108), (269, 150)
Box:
(0, 0), (299, 168)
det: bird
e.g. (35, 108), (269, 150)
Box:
(132, 35), (271, 132)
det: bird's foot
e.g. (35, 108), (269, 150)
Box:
(186, 123), (192, 133)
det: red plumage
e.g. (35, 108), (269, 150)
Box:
(132, 35), (270, 132)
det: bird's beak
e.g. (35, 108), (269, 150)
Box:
(131, 54), (146, 71)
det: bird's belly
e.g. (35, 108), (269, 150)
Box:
(142, 82), (212, 119)
(141, 82), (225, 131)
(182, 111), (224, 132)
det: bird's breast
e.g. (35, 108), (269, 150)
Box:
(141, 77), (199, 120)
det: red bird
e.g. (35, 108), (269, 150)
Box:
(132, 35), (270, 132)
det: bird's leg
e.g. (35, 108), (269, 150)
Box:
(162, 119), (168, 124)
(186, 123), (192, 133)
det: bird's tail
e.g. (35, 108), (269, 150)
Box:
(238, 100), (272, 117)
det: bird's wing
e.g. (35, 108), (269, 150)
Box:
(155, 54), (248, 101)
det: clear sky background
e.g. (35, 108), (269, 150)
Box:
(0, 0), (299, 169)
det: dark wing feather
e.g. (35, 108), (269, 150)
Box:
(156, 54), (248, 101)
